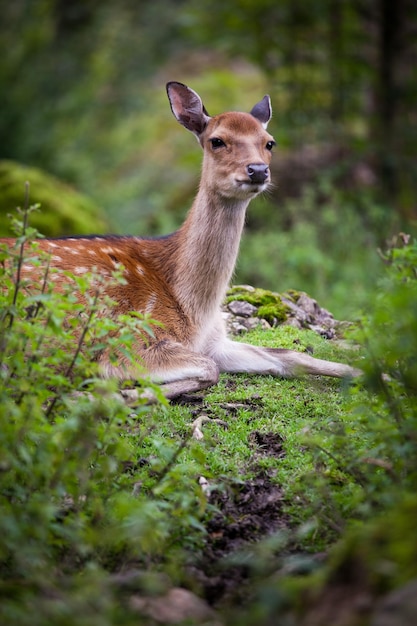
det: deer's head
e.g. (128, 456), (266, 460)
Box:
(167, 82), (275, 201)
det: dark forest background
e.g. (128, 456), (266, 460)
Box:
(1, 0), (416, 317)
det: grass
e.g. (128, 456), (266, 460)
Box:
(154, 325), (364, 545)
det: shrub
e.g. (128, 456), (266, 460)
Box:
(294, 234), (417, 534)
(0, 200), (209, 625)
(228, 237), (417, 624)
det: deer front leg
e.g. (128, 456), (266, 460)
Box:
(99, 339), (220, 400)
(146, 340), (220, 398)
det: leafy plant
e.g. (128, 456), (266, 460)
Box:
(210, 236), (417, 625)
(289, 235), (417, 537)
(0, 196), (210, 625)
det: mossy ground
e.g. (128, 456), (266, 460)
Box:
(226, 285), (290, 323)
(146, 324), (363, 537)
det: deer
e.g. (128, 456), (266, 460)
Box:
(1, 82), (359, 401)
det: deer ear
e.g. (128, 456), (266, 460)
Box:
(166, 82), (211, 138)
(250, 95), (272, 129)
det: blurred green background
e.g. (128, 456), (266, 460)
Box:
(1, 0), (416, 318)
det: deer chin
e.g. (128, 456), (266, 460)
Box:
(234, 179), (269, 197)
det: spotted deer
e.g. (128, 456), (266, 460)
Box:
(1, 82), (359, 400)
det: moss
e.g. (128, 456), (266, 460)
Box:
(226, 285), (289, 324)
(227, 285), (279, 307)
(282, 289), (302, 303)
(257, 302), (288, 324)
(0, 160), (110, 237)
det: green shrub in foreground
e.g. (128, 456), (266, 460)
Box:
(0, 206), (209, 625)
(297, 236), (417, 517)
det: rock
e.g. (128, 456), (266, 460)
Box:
(283, 317), (303, 330)
(130, 587), (220, 625)
(296, 292), (320, 318)
(309, 324), (336, 340)
(229, 319), (250, 334)
(224, 286), (345, 340)
(281, 292), (337, 337)
(228, 300), (258, 317)
(371, 579), (417, 626)
(258, 318), (272, 330)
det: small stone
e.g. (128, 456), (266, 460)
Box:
(130, 587), (220, 624)
(258, 318), (272, 330)
(241, 317), (263, 330)
(230, 321), (249, 334)
(309, 324), (336, 339)
(297, 292), (319, 317)
(371, 579), (417, 626)
(283, 317), (303, 329)
(228, 300), (258, 317)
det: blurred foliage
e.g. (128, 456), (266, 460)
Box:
(238, 179), (388, 318)
(0, 161), (109, 236)
(235, 494), (417, 626)
(356, 235), (417, 397)
(295, 236), (417, 535)
(0, 206), (209, 625)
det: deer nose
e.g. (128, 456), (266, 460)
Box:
(247, 163), (269, 184)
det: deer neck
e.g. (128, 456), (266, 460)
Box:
(173, 186), (249, 321)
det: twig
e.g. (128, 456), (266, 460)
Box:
(191, 414), (228, 440)
(44, 289), (100, 419)
(149, 438), (189, 495)
(8, 182), (31, 328)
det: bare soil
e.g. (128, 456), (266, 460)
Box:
(189, 428), (289, 607)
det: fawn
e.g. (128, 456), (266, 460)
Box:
(1, 82), (359, 400)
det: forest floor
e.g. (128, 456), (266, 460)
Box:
(180, 398), (289, 607)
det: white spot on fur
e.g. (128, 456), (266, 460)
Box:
(52, 255), (63, 262)
(145, 293), (157, 314)
(74, 266), (88, 274)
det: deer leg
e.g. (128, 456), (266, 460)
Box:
(99, 339), (220, 400)
(211, 338), (360, 379)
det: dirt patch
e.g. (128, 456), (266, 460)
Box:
(190, 431), (289, 607)
(249, 430), (285, 458)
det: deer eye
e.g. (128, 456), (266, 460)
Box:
(266, 140), (276, 151)
(210, 138), (226, 149)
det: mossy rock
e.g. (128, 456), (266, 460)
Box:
(282, 288), (302, 303)
(226, 285), (289, 324)
(0, 160), (110, 237)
